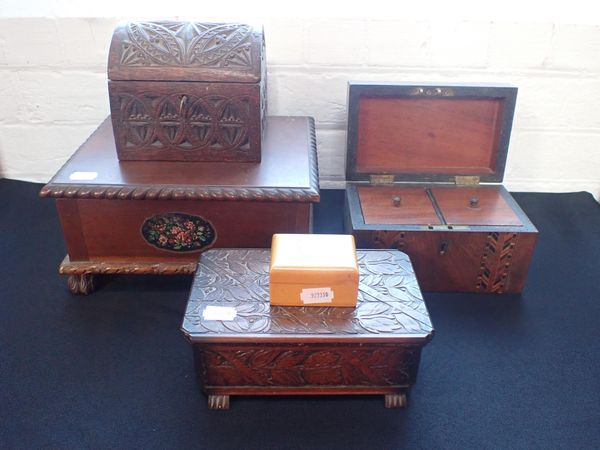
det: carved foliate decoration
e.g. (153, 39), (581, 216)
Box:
(120, 22), (253, 68)
(182, 249), (433, 336)
(476, 232), (518, 293)
(197, 345), (420, 387)
(141, 213), (216, 252)
(118, 93), (251, 152)
(59, 256), (198, 276)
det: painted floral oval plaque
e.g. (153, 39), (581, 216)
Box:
(141, 213), (216, 252)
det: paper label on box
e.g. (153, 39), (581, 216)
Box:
(202, 305), (237, 321)
(300, 287), (334, 304)
(69, 171), (98, 181)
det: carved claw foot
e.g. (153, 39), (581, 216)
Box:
(67, 274), (96, 295)
(384, 393), (407, 409)
(208, 395), (230, 410)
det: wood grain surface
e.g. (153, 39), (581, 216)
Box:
(183, 249), (433, 341)
(356, 97), (503, 175)
(432, 187), (523, 226)
(40, 116), (319, 202)
(182, 248), (433, 408)
(347, 185), (538, 294)
(357, 186), (441, 225)
(356, 97), (503, 174)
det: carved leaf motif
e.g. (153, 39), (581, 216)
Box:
(395, 314), (422, 333)
(304, 352), (340, 369)
(199, 346), (419, 387)
(340, 363), (369, 385)
(386, 287), (411, 302)
(366, 262), (399, 275)
(404, 283), (424, 301)
(204, 350), (227, 366)
(363, 349), (393, 366)
(269, 314), (299, 334)
(274, 351), (306, 368)
(361, 273), (384, 287)
(233, 350), (256, 365)
(222, 286), (249, 301)
(130, 22), (183, 64)
(358, 251), (391, 264)
(247, 258), (269, 275)
(117, 92), (253, 153)
(189, 314), (227, 332)
(269, 369), (305, 385)
(121, 21), (253, 68)
(202, 287), (225, 301)
(226, 260), (247, 275)
(303, 368), (344, 385)
(360, 317), (401, 333)
(239, 301), (268, 314)
(356, 301), (390, 318)
(249, 349), (280, 368)
(384, 274), (405, 288)
(183, 249), (433, 337)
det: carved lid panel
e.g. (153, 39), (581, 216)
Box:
(346, 82), (517, 184)
(108, 21), (264, 83)
(182, 249), (434, 342)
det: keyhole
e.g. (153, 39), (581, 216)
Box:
(439, 242), (449, 255)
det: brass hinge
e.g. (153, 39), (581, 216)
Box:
(455, 176), (480, 185)
(370, 174), (395, 184)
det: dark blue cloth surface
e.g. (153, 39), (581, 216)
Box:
(1, 179), (599, 449)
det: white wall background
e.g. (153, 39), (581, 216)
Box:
(0, 1), (599, 197)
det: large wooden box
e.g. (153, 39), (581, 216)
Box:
(345, 82), (538, 294)
(40, 116), (318, 294)
(108, 21), (266, 162)
(182, 248), (433, 409)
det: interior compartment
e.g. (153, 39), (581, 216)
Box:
(431, 187), (523, 226)
(357, 186), (441, 225)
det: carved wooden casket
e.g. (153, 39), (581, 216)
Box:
(182, 249), (434, 409)
(108, 21), (266, 162)
(40, 116), (318, 294)
(345, 82), (538, 294)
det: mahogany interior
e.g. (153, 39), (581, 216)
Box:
(357, 186), (523, 227)
(358, 186), (441, 225)
(355, 97), (504, 175)
(431, 187), (523, 226)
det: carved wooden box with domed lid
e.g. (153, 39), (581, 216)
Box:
(108, 21), (266, 162)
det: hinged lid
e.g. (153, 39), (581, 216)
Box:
(370, 174), (395, 184)
(455, 175), (480, 185)
(346, 82), (517, 184)
(108, 21), (264, 83)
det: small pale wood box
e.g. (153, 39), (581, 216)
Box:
(269, 234), (359, 307)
